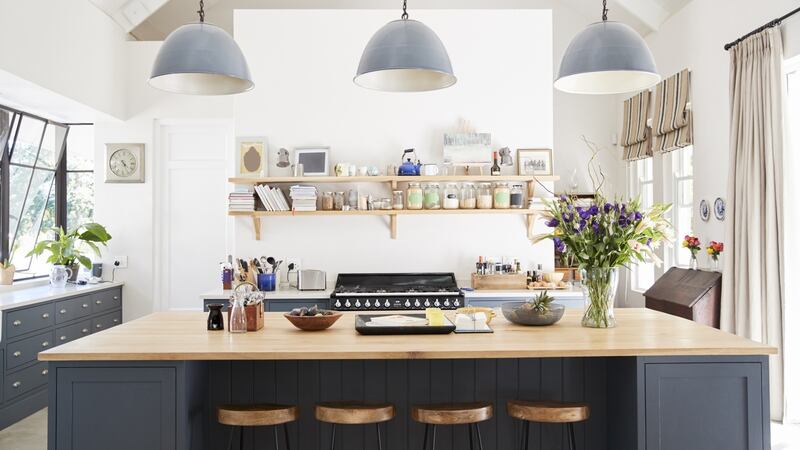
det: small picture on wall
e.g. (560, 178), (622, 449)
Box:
(517, 148), (553, 176)
(294, 147), (330, 176)
(237, 137), (267, 177)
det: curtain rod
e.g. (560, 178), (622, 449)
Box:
(724, 6), (800, 50)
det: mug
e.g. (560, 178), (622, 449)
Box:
(421, 164), (439, 176)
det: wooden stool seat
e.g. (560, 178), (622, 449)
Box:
(506, 400), (590, 423)
(315, 402), (396, 424)
(217, 404), (299, 427)
(412, 402), (494, 425)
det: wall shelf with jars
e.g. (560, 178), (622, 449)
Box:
(228, 175), (559, 240)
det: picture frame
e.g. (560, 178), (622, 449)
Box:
(294, 147), (330, 176)
(105, 143), (145, 183)
(443, 133), (492, 166)
(517, 148), (553, 176)
(236, 137), (268, 177)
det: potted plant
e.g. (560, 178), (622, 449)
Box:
(0, 258), (14, 285)
(27, 223), (112, 287)
(537, 195), (673, 328)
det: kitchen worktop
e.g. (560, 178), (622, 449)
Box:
(200, 287), (333, 300)
(199, 286), (583, 300)
(38, 308), (775, 361)
(0, 280), (124, 311)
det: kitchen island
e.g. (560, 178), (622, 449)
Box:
(39, 309), (775, 450)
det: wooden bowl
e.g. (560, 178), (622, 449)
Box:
(283, 311), (342, 331)
(543, 272), (565, 283)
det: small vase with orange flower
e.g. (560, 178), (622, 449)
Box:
(682, 235), (701, 270)
(706, 241), (724, 271)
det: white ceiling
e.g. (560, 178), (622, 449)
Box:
(89, 0), (691, 41)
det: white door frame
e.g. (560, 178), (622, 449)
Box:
(152, 118), (235, 311)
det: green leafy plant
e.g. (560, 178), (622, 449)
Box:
(27, 223), (112, 269)
(527, 290), (555, 313)
(1, 258), (13, 269)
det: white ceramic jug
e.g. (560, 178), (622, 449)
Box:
(50, 265), (73, 288)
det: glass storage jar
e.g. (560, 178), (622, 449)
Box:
(334, 192), (345, 210)
(321, 191), (334, 211)
(392, 190), (404, 210)
(423, 183), (441, 210)
(460, 182), (477, 209)
(510, 184), (525, 209)
(477, 183), (494, 209)
(443, 183), (460, 209)
(493, 182), (511, 209)
(406, 182), (423, 210)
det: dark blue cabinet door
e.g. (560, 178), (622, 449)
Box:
(54, 367), (176, 450)
(645, 362), (766, 450)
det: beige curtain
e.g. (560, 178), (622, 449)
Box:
(620, 90), (652, 161)
(722, 27), (785, 421)
(652, 69), (693, 153)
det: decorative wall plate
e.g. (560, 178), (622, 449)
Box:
(714, 197), (726, 221)
(699, 199), (710, 222)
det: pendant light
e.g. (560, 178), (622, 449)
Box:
(554, 0), (660, 95)
(149, 0), (253, 95)
(355, 0), (456, 92)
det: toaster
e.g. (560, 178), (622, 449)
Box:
(297, 270), (326, 291)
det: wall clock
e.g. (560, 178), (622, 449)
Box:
(105, 143), (145, 183)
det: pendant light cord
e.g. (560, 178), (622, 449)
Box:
(197, 0), (205, 23)
(401, 0), (408, 20)
(601, 0), (608, 21)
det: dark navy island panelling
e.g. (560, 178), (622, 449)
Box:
(0, 285), (122, 430)
(46, 355), (769, 450)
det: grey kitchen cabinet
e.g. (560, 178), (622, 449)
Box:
(0, 285), (123, 430)
(203, 297), (330, 312)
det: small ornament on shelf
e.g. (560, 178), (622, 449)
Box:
(682, 235), (701, 270)
(706, 241), (724, 271)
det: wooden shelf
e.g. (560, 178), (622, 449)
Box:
(229, 175), (559, 184)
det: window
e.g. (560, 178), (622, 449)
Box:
(65, 125), (94, 229)
(669, 146), (694, 268)
(629, 157), (655, 291)
(0, 106), (93, 280)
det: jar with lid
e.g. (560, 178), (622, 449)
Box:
(510, 184), (525, 209)
(392, 190), (404, 210)
(494, 182), (511, 209)
(477, 183), (494, 209)
(406, 182), (423, 210)
(334, 192), (345, 210)
(321, 192), (334, 211)
(460, 182), (476, 209)
(443, 183), (460, 209)
(423, 183), (441, 209)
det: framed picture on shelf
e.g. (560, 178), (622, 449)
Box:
(517, 148), (553, 176)
(294, 147), (330, 176)
(236, 137), (267, 177)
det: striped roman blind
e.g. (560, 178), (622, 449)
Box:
(651, 69), (693, 153)
(620, 90), (652, 161)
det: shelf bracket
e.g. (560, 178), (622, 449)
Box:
(390, 214), (398, 239)
(526, 212), (538, 241)
(252, 216), (262, 240)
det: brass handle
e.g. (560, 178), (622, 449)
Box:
(13, 351), (21, 357)
(60, 336), (67, 341)
(12, 320), (21, 326)
(60, 309), (67, 314)
(81, 328), (89, 333)
(82, 303), (89, 308)
(95, 300), (102, 305)
(12, 381), (21, 389)
(113, 319), (119, 323)
(96, 324), (102, 329)
(41, 369), (48, 376)
(41, 341), (50, 348)
(42, 313), (50, 319)
(113, 296), (119, 300)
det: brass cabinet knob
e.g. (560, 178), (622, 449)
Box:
(13, 351), (21, 357)
(41, 369), (49, 376)
(42, 313), (50, 319)
(95, 300), (102, 305)
(12, 320), (21, 326)
(82, 303), (89, 308)
(60, 336), (67, 341)
(96, 324), (102, 329)
(12, 381), (21, 389)
(82, 328), (89, 333)
(113, 296), (119, 300)
(41, 341), (50, 348)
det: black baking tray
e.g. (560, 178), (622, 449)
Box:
(355, 314), (456, 335)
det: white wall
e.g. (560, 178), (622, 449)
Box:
(232, 9), (555, 281)
(0, 0), (129, 120)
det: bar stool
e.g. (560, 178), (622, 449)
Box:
(315, 402), (396, 450)
(217, 403), (298, 450)
(507, 400), (590, 450)
(411, 402), (493, 450)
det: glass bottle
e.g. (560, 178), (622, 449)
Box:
(443, 183), (460, 209)
(460, 182), (477, 209)
(228, 295), (248, 334)
(477, 183), (494, 209)
(494, 182), (511, 209)
(510, 184), (525, 209)
(423, 183), (441, 210)
(406, 182), (423, 210)
(491, 151), (501, 176)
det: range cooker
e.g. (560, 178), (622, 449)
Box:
(330, 273), (464, 311)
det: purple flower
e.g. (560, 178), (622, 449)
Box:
(579, 209), (591, 220)
(562, 212), (574, 222)
(545, 218), (559, 227)
(588, 205), (599, 215)
(634, 211), (643, 221)
(553, 237), (566, 253)
(604, 203), (613, 213)
(592, 221), (601, 234)
(559, 194), (568, 202)
(618, 215), (629, 227)
(646, 238), (653, 247)
(578, 219), (587, 231)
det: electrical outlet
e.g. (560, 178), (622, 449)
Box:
(286, 258), (302, 271)
(113, 256), (128, 268)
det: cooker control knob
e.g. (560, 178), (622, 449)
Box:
(345, 300), (351, 308)
(334, 300), (342, 308)
(433, 299), (441, 307)
(443, 299), (450, 307)
(454, 299), (461, 307)
(424, 299), (431, 307)
(355, 300), (361, 308)
(414, 299), (421, 308)
(365, 300), (371, 308)
(384, 299), (391, 308)
(404, 299), (411, 308)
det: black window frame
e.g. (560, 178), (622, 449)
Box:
(0, 104), (92, 281)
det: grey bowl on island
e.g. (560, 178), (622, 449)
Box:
(501, 301), (565, 326)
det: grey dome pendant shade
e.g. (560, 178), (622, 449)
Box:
(149, 1), (253, 95)
(555, 1), (659, 95)
(355, 2), (456, 92)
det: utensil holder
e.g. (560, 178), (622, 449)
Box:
(258, 273), (276, 291)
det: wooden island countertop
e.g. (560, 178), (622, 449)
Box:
(38, 308), (776, 361)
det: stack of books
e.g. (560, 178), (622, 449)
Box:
(289, 185), (318, 211)
(254, 184), (290, 211)
(228, 190), (255, 212)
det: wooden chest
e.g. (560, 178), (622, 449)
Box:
(644, 267), (722, 328)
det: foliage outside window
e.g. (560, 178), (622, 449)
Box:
(629, 157), (655, 292)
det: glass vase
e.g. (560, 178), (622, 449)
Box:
(712, 257), (720, 271)
(690, 255), (699, 270)
(581, 267), (619, 328)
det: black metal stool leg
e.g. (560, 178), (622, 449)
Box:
(522, 421), (530, 450)
(226, 426), (235, 450)
(422, 424), (429, 450)
(475, 423), (484, 450)
(238, 426), (244, 450)
(274, 426), (280, 450)
(568, 423), (577, 450)
(468, 424), (475, 450)
(329, 424), (336, 450)
(431, 425), (437, 450)
(376, 423), (383, 450)
(283, 423), (291, 450)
